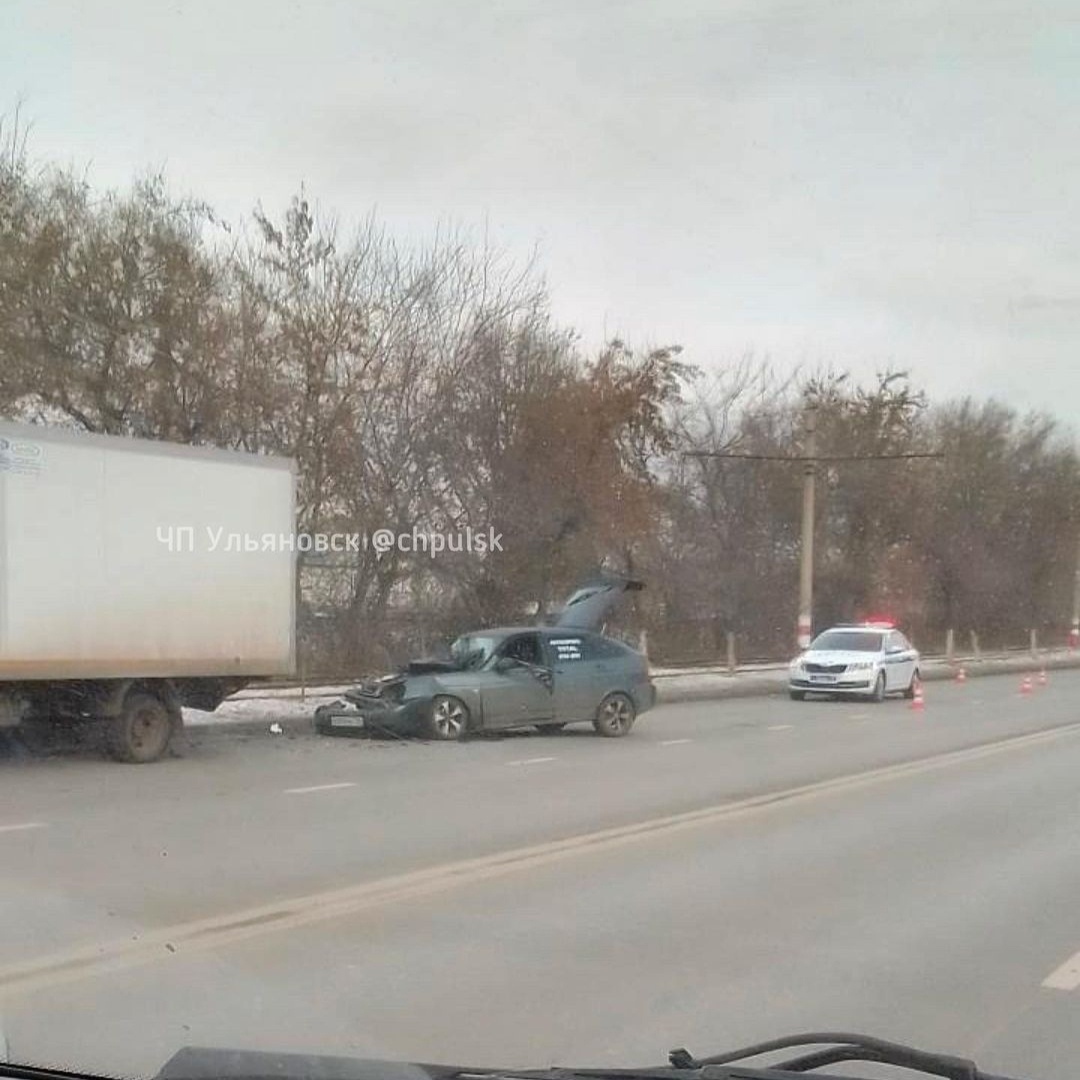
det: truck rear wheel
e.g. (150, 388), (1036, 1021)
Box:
(106, 691), (176, 763)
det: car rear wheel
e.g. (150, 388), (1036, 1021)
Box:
(870, 672), (887, 704)
(903, 670), (920, 699)
(593, 692), (635, 737)
(789, 690), (806, 701)
(426, 695), (469, 741)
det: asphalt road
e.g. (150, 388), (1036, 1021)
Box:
(2, 671), (1080, 1079)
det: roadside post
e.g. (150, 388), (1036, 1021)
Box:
(1071, 533), (1080, 649)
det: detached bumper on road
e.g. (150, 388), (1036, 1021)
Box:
(314, 697), (430, 736)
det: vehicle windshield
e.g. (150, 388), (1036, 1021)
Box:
(810, 631), (885, 653)
(3, 5), (1078, 1080)
(449, 635), (502, 669)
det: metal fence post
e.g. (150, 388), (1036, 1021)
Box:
(726, 631), (736, 675)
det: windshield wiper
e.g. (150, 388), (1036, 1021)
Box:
(134, 1034), (1025, 1080)
(665, 1031), (1020, 1080)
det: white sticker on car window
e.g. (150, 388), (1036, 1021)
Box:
(550, 637), (583, 661)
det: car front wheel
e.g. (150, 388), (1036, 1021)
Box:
(903, 670), (920, 699)
(789, 689), (806, 701)
(426, 695), (469, 741)
(593, 692), (636, 737)
(870, 672), (887, 703)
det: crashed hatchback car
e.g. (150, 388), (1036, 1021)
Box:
(315, 578), (656, 740)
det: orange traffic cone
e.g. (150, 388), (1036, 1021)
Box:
(909, 680), (925, 711)
(955, 665), (967, 684)
(1020, 675), (1033, 695)
(1037, 669), (1048, 688)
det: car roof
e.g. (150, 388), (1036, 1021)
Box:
(455, 626), (599, 639)
(824, 623), (897, 633)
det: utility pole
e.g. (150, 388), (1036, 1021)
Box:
(797, 405), (817, 649)
(683, 417), (942, 655)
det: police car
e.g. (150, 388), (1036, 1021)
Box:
(788, 622), (920, 702)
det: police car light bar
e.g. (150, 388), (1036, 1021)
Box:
(834, 620), (896, 630)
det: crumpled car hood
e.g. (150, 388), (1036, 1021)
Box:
(403, 657), (463, 675)
(344, 669), (469, 704)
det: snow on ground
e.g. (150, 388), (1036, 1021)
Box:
(183, 696), (326, 727)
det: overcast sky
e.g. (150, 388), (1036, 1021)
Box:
(4, 1), (1079, 422)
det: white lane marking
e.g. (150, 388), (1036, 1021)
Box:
(0, 822), (47, 835)
(660, 738), (692, 746)
(768, 724), (794, 731)
(1042, 950), (1080, 990)
(4, 721), (1078, 998)
(507, 756), (556, 767)
(284, 782), (356, 795)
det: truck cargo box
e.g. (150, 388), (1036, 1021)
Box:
(0, 421), (296, 682)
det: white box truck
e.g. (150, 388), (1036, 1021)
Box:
(0, 421), (296, 761)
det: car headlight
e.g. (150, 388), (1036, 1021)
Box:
(790, 658), (805, 672)
(849, 660), (873, 671)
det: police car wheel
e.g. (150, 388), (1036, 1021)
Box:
(789, 690), (806, 701)
(870, 672), (887, 703)
(903, 671), (920, 699)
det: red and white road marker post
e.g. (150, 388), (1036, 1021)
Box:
(909, 679), (925, 712)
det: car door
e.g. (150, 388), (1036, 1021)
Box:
(884, 631), (916, 690)
(476, 633), (555, 728)
(547, 632), (604, 721)
(896, 632), (918, 686)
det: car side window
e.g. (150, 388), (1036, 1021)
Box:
(500, 633), (542, 666)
